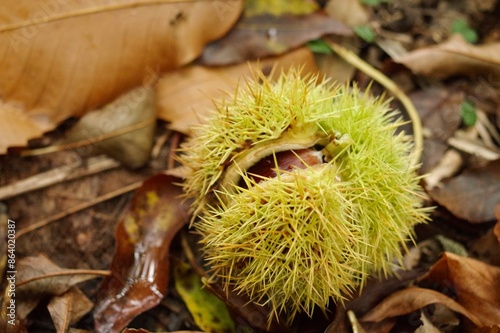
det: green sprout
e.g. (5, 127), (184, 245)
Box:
(451, 18), (478, 43)
(460, 101), (477, 127)
(307, 39), (334, 55)
(180, 70), (430, 325)
(361, 0), (391, 7)
(354, 25), (377, 43)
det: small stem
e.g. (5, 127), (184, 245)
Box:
(17, 181), (142, 238)
(0, 155), (119, 200)
(326, 40), (423, 167)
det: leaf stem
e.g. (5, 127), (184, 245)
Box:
(326, 40), (423, 167)
(16, 181), (142, 238)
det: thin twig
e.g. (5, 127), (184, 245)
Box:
(448, 136), (500, 160)
(0, 155), (119, 200)
(326, 40), (424, 167)
(17, 181), (143, 238)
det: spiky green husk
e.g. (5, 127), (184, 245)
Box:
(180, 70), (429, 324)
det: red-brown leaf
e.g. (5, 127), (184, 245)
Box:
(93, 174), (190, 333)
(200, 12), (352, 66)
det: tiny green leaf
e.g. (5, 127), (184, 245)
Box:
(362, 0), (390, 7)
(435, 235), (468, 257)
(307, 39), (333, 55)
(460, 101), (477, 127)
(451, 18), (478, 43)
(354, 25), (376, 42)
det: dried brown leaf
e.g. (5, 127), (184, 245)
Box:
(325, 0), (369, 27)
(360, 287), (482, 326)
(424, 252), (500, 326)
(411, 86), (463, 175)
(470, 206), (500, 266)
(158, 47), (317, 134)
(3, 254), (107, 320)
(63, 87), (156, 168)
(410, 87), (463, 142)
(200, 12), (351, 66)
(47, 287), (93, 333)
(395, 35), (500, 80)
(93, 174), (191, 333)
(0, 0), (243, 153)
(428, 159), (500, 223)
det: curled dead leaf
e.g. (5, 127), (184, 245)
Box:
(0, 254), (107, 325)
(360, 287), (483, 327)
(63, 86), (156, 168)
(423, 252), (500, 326)
(93, 174), (191, 333)
(395, 34), (500, 81)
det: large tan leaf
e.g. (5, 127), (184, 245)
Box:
(0, 0), (243, 153)
(158, 47), (318, 134)
(395, 34), (500, 81)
